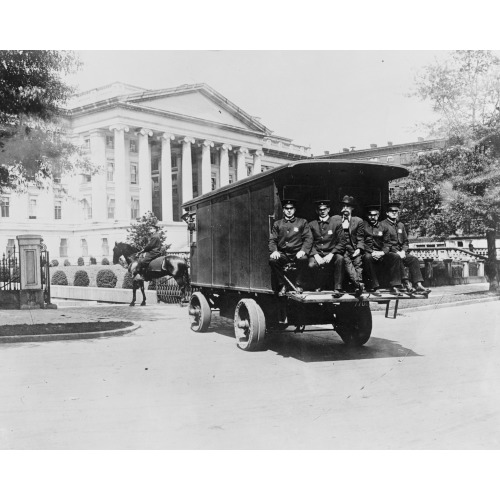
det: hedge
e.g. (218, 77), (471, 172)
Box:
(77, 257), (84, 266)
(90, 257), (97, 265)
(96, 269), (118, 288)
(50, 259), (59, 267)
(101, 258), (110, 265)
(122, 272), (134, 289)
(64, 259), (71, 266)
(51, 270), (68, 286)
(73, 269), (90, 287)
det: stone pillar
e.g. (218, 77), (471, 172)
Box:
(109, 124), (130, 221)
(160, 133), (175, 222)
(16, 235), (42, 290)
(478, 261), (485, 277)
(137, 128), (153, 216)
(220, 144), (232, 186)
(236, 147), (249, 181)
(89, 129), (107, 221)
(201, 140), (214, 194)
(253, 149), (264, 173)
(443, 258), (453, 284)
(181, 136), (195, 203)
(462, 261), (470, 278)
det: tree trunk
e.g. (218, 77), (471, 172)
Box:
(485, 229), (499, 292)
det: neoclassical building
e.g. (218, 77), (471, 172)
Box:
(0, 82), (310, 261)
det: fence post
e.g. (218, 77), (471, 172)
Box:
(16, 234), (45, 308)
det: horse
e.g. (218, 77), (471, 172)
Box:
(112, 242), (190, 307)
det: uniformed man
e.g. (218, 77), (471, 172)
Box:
(334, 195), (365, 295)
(308, 200), (345, 297)
(134, 225), (163, 277)
(269, 199), (313, 295)
(363, 205), (404, 295)
(380, 201), (429, 294)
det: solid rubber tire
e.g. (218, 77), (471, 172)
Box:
(234, 298), (266, 351)
(189, 292), (212, 332)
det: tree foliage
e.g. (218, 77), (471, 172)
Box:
(126, 211), (170, 254)
(0, 50), (92, 192)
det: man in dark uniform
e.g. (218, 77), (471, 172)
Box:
(334, 195), (365, 295)
(363, 205), (404, 295)
(269, 199), (313, 295)
(308, 200), (345, 297)
(380, 201), (429, 294)
(134, 225), (163, 277)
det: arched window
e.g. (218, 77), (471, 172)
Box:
(59, 239), (68, 257)
(81, 199), (92, 219)
(81, 239), (88, 257)
(102, 238), (109, 256)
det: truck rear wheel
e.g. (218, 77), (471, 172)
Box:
(234, 298), (266, 351)
(189, 292), (212, 332)
(335, 303), (372, 346)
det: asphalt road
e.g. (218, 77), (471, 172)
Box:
(1, 300), (499, 449)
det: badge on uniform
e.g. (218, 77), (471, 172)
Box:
(294, 227), (299, 232)
(328, 230), (333, 234)
(398, 229), (402, 233)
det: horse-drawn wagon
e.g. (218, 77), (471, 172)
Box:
(183, 159), (428, 351)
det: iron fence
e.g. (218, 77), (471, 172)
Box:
(0, 246), (20, 291)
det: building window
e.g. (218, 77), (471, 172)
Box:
(130, 162), (138, 184)
(106, 136), (114, 149)
(129, 139), (137, 153)
(102, 238), (109, 256)
(81, 198), (92, 219)
(229, 174), (234, 184)
(210, 151), (217, 165)
(0, 197), (9, 218)
(107, 161), (115, 182)
(81, 239), (88, 257)
(107, 198), (115, 219)
(131, 198), (140, 219)
(6, 239), (15, 257)
(54, 200), (62, 220)
(83, 137), (90, 151)
(81, 173), (91, 183)
(387, 156), (394, 163)
(29, 197), (37, 219)
(59, 239), (68, 258)
(151, 156), (160, 174)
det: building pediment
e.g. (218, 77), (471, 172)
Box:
(124, 84), (270, 134)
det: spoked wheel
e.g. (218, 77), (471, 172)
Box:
(189, 292), (212, 332)
(234, 298), (266, 351)
(335, 302), (372, 346)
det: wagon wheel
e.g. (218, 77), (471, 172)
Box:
(335, 303), (372, 346)
(234, 298), (266, 351)
(189, 292), (212, 332)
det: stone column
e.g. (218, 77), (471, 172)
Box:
(89, 129), (107, 221)
(478, 261), (485, 277)
(137, 128), (153, 216)
(160, 133), (175, 222)
(109, 124), (130, 221)
(201, 140), (214, 194)
(220, 144), (232, 186)
(181, 136), (195, 203)
(253, 149), (264, 173)
(462, 261), (470, 278)
(236, 147), (249, 181)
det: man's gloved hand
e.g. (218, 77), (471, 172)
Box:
(372, 250), (384, 261)
(270, 251), (281, 260)
(296, 250), (306, 259)
(352, 249), (361, 258)
(314, 254), (324, 265)
(323, 253), (334, 264)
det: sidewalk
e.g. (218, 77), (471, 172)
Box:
(0, 282), (497, 327)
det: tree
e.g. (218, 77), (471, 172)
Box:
(126, 211), (170, 254)
(404, 50), (500, 290)
(0, 50), (92, 192)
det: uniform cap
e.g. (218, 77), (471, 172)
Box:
(340, 195), (356, 206)
(365, 204), (381, 213)
(314, 199), (331, 208)
(282, 199), (297, 207)
(385, 201), (402, 209)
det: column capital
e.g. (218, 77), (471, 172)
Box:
(220, 143), (233, 151)
(253, 149), (264, 157)
(180, 136), (195, 145)
(136, 128), (153, 137)
(236, 147), (249, 156)
(202, 140), (214, 148)
(109, 124), (129, 133)
(160, 133), (176, 141)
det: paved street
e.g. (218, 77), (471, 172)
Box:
(0, 294), (499, 449)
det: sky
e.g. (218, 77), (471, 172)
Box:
(65, 50), (448, 155)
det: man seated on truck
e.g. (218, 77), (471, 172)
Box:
(362, 204), (404, 295)
(334, 195), (366, 296)
(308, 200), (345, 298)
(269, 199), (313, 296)
(380, 201), (430, 294)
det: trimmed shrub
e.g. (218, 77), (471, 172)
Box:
(96, 269), (118, 288)
(50, 259), (59, 267)
(64, 259), (71, 266)
(0, 268), (10, 282)
(77, 257), (85, 266)
(90, 257), (97, 265)
(73, 270), (90, 287)
(51, 270), (68, 286)
(11, 266), (20, 283)
(122, 272), (134, 289)
(101, 257), (110, 265)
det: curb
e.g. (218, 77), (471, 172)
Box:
(372, 294), (500, 315)
(0, 324), (141, 344)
